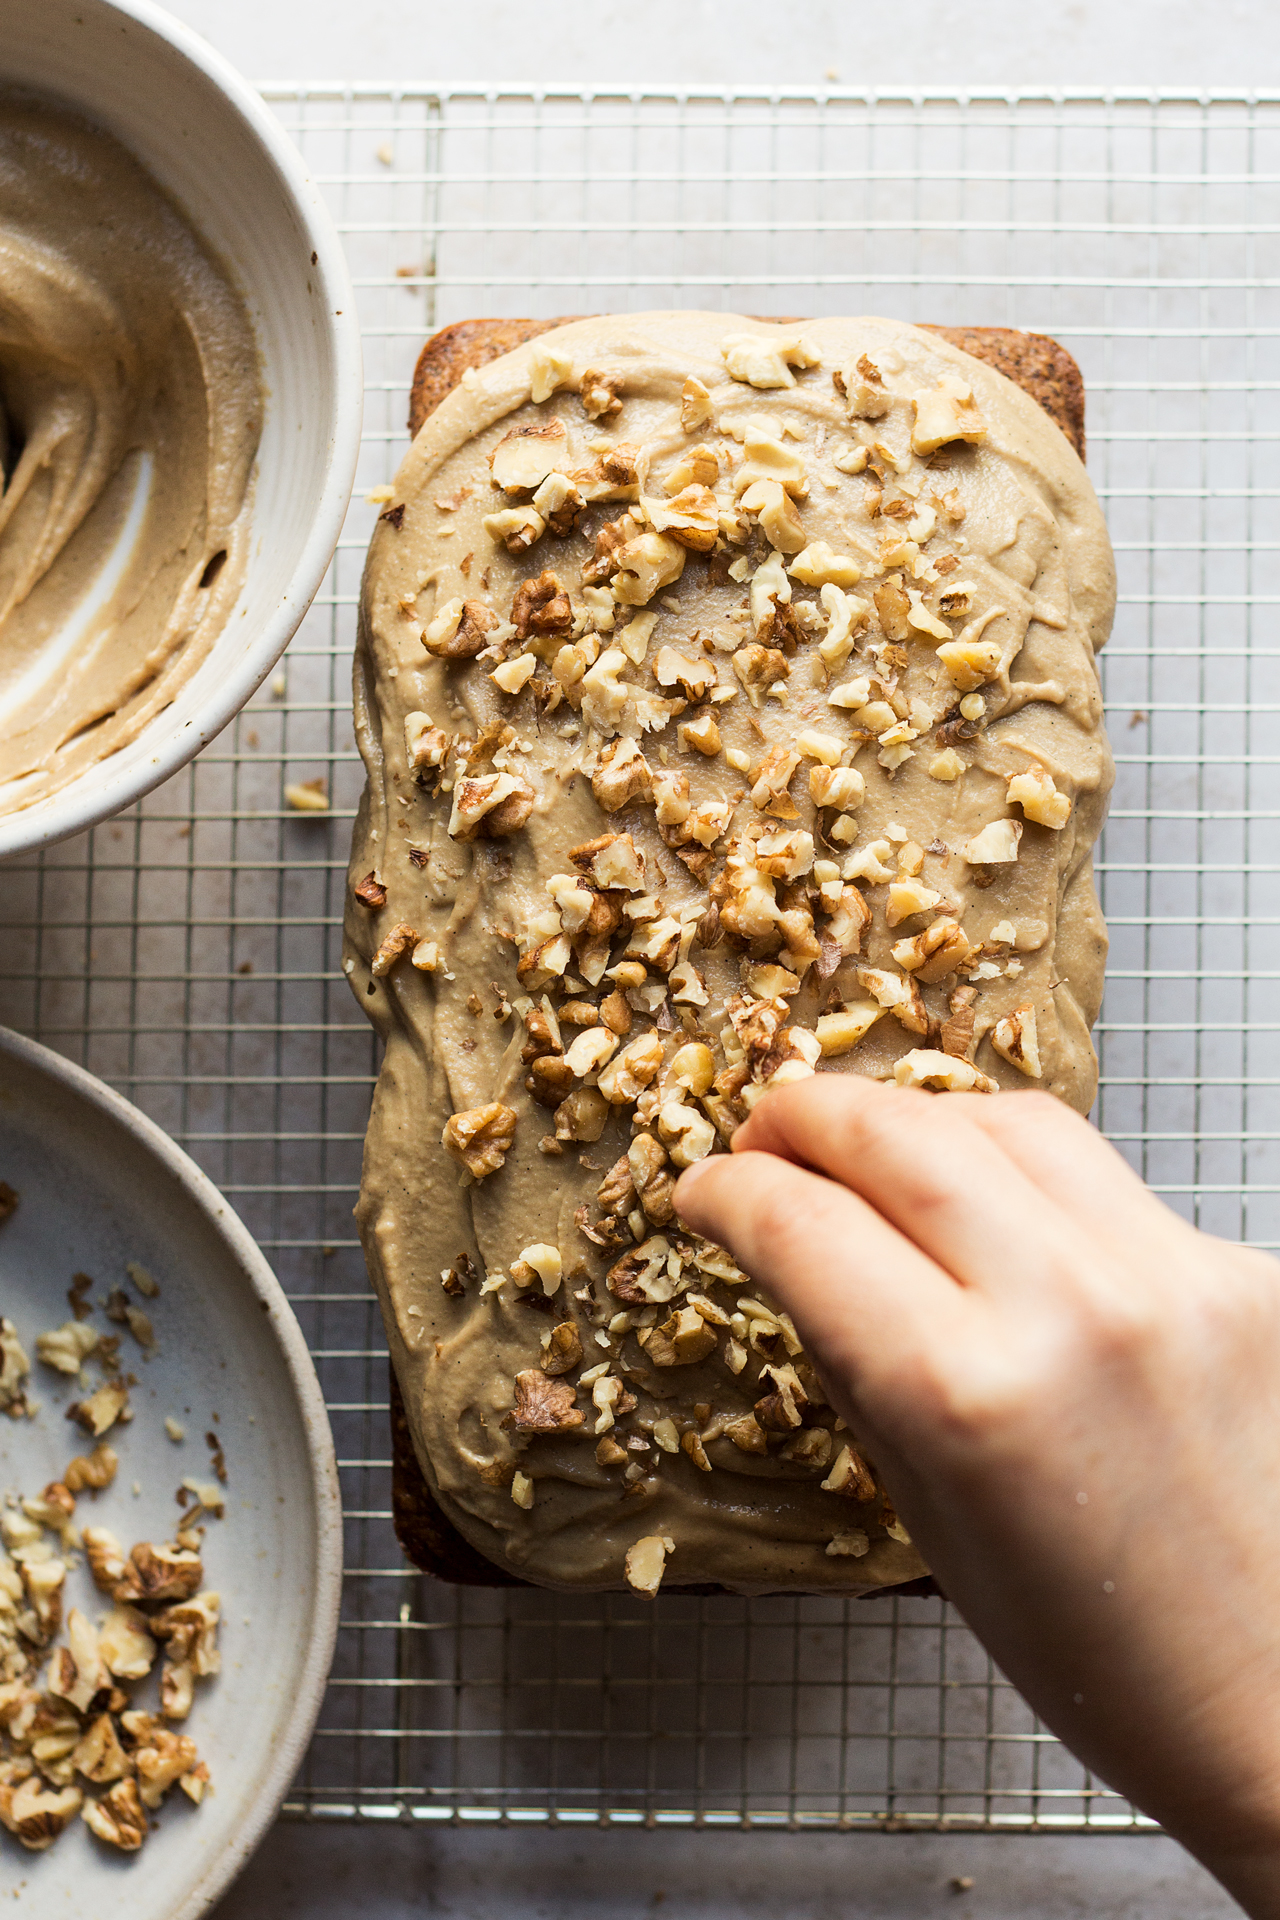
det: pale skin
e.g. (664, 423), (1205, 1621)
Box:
(674, 1078), (1280, 1917)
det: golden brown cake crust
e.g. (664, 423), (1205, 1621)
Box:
(408, 318), (584, 438)
(409, 317), (1087, 458)
(922, 326), (1086, 460)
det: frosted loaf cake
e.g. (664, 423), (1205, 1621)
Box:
(345, 313), (1116, 1595)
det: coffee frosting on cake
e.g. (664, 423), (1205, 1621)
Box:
(346, 312), (1115, 1594)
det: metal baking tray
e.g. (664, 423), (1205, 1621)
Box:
(4, 82), (1276, 1831)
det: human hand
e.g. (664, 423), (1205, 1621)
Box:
(675, 1078), (1280, 1917)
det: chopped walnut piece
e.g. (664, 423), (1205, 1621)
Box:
(928, 747), (966, 782)
(628, 1133), (677, 1225)
(939, 985), (978, 1060)
(893, 1049), (998, 1094)
(936, 608), (1005, 690)
(69, 1378), (130, 1438)
(639, 1307), (716, 1368)
(1006, 766), (1072, 829)
(725, 1413), (768, 1454)
(353, 871), (388, 910)
(790, 541), (861, 589)
(855, 965), (929, 1036)
(370, 921), (418, 978)
(596, 1435), (628, 1468)
(596, 1152), (635, 1216)
(526, 1054), (575, 1104)
(510, 1470), (535, 1511)
(0, 1317), (30, 1416)
(511, 568), (574, 640)
(962, 818), (1023, 866)
(114, 1542), (202, 1606)
(153, 1591), (221, 1682)
(815, 1002), (884, 1057)
(750, 745), (801, 818)
(612, 531), (686, 607)
(599, 988), (633, 1035)
(542, 1322), (585, 1377)
(440, 1252), (478, 1297)
(739, 477), (806, 553)
(731, 644), (790, 707)
(781, 1426), (833, 1468)
(532, 469), (588, 537)
(680, 376), (714, 431)
(511, 1243), (563, 1297)
(426, 597), (500, 659)
(605, 1237), (676, 1305)
(754, 1363), (809, 1432)
(624, 1533), (675, 1597)
(990, 1003), (1042, 1079)
(483, 505), (545, 553)
(652, 646), (715, 703)
(502, 1370), (585, 1433)
(911, 375), (988, 455)
(599, 441), (642, 487)
(82, 1775), (147, 1851)
(450, 768), (536, 842)
(563, 1024), (617, 1078)
(581, 513), (636, 585)
(442, 1102), (518, 1179)
(679, 713), (722, 757)
(834, 351), (892, 420)
(645, 484), (720, 553)
(570, 831), (647, 893)
(0, 1776), (82, 1851)
(553, 1088), (609, 1143)
(591, 736), (654, 813)
(580, 367), (624, 419)
(873, 578), (912, 642)
(47, 1608), (108, 1714)
(821, 1444), (878, 1501)
(886, 878), (943, 927)
(490, 418), (570, 492)
(63, 1442), (117, 1494)
(71, 1712), (131, 1785)
(129, 1722), (199, 1809)
(35, 1320), (98, 1375)
(826, 1529), (871, 1558)
(98, 1606), (158, 1681)
(891, 917), (976, 985)
(721, 331), (820, 389)
(180, 1760), (211, 1805)
(597, 1033), (664, 1105)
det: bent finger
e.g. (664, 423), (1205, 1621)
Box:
(675, 1148), (975, 1399)
(956, 1089), (1183, 1247)
(731, 1076), (1088, 1302)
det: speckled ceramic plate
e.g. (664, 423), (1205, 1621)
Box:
(0, 1028), (341, 1918)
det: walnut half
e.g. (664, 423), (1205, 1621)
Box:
(502, 1370), (585, 1433)
(442, 1103), (518, 1179)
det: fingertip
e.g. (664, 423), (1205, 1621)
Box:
(672, 1152), (718, 1229)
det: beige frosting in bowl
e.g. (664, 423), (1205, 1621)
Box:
(0, 100), (261, 813)
(346, 312), (1116, 1594)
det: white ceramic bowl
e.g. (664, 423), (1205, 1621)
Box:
(0, 1027), (343, 1917)
(0, 0), (362, 859)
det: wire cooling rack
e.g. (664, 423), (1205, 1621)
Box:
(4, 83), (1279, 1832)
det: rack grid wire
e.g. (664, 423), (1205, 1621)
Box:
(3, 83), (1276, 1833)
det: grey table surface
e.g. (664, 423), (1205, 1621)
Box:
(154, 0), (1268, 1912)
